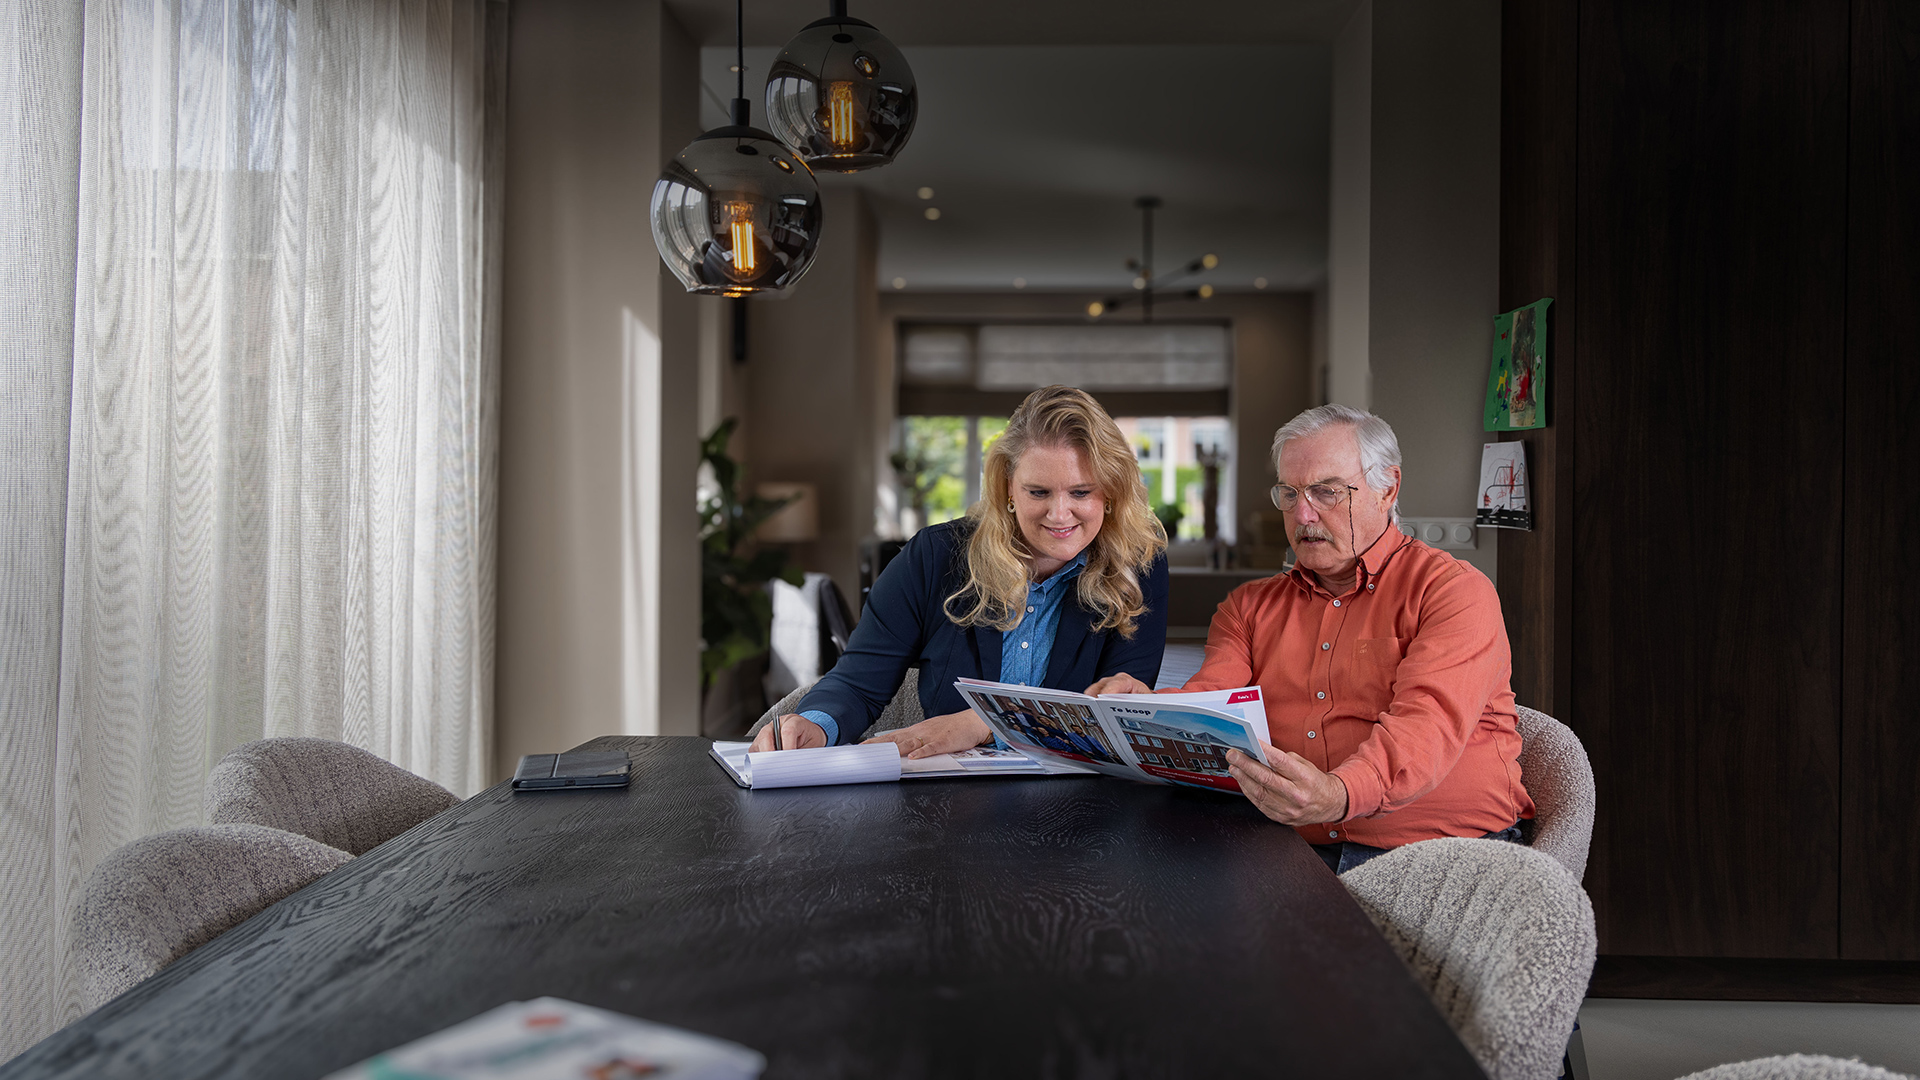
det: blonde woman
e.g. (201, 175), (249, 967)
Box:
(750, 385), (1170, 758)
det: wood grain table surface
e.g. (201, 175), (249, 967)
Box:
(4, 736), (1485, 1079)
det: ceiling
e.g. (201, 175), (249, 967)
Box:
(666, 0), (1361, 48)
(686, 2), (1347, 293)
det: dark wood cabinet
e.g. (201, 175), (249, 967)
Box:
(1500, 0), (1920, 968)
(1840, 0), (1920, 963)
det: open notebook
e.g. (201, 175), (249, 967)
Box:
(708, 741), (1090, 790)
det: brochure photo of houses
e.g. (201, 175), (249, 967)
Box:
(980, 693), (1129, 767)
(1109, 706), (1267, 792)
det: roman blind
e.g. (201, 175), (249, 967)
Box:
(898, 322), (1231, 416)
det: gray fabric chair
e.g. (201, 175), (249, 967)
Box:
(72, 823), (351, 1008)
(205, 737), (458, 856)
(1676, 1056), (1917, 1080)
(750, 666), (925, 741)
(1515, 705), (1596, 881)
(1341, 836), (1598, 1080)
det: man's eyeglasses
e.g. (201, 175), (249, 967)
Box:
(1270, 480), (1360, 513)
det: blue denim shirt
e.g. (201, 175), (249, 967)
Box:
(802, 550), (1089, 745)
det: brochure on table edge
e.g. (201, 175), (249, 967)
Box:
(321, 996), (764, 1080)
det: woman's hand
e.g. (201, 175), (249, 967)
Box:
(862, 709), (992, 760)
(1084, 672), (1153, 696)
(749, 714), (828, 752)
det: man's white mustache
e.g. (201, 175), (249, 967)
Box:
(1295, 527), (1337, 543)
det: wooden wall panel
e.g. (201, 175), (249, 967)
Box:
(1841, 0), (1920, 961)
(1573, 0), (1848, 957)
(1496, 0), (1577, 729)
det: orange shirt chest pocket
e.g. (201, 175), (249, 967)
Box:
(1345, 636), (1406, 716)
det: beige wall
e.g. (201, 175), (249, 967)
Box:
(1327, 0), (1373, 408)
(1326, 0), (1501, 581)
(873, 291), (1314, 545)
(495, 0), (702, 781)
(740, 187), (882, 600)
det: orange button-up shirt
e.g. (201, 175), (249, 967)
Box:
(1178, 527), (1533, 849)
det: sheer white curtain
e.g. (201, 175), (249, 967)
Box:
(1, 0), (501, 1056)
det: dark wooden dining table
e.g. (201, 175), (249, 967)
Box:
(3, 736), (1486, 1079)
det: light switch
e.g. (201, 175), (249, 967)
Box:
(1398, 517), (1478, 550)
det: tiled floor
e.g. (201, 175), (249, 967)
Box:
(1577, 999), (1920, 1079)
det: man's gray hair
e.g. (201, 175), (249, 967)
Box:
(1270, 404), (1402, 521)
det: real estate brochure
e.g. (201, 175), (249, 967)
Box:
(953, 678), (1273, 793)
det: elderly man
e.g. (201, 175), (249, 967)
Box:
(1089, 404), (1532, 873)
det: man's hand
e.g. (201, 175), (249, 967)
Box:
(1227, 742), (1350, 826)
(862, 709), (992, 760)
(749, 714), (828, 753)
(1084, 672), (1153, 696)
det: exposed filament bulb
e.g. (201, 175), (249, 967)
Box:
(728, 203), (756, 275)
(827, 82), (857, 148)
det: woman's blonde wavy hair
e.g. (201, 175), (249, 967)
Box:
(943, 385), (1167, 638)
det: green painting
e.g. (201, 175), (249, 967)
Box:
(1484, 298), (1551, 431)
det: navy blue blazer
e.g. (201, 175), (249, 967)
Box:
(798, 519), (1169, 744)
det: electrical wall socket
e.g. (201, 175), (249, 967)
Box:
(1396, 517), (1478, 550)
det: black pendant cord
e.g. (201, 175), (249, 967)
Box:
(731, 0), (750, 126)
(1141, 200), (1155, 324)
(830, 0), (847, 16)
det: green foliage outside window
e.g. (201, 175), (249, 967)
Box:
(891, 417), (1006, 526)
(1139, 464), (1205, 539)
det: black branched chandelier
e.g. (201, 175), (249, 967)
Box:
(1085, 196), (1220, 323)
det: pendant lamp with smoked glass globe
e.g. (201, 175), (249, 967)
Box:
(651, 2), (822, 296)
(764, 0), (917, 172)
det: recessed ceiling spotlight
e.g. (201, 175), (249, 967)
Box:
(1131, 277), (1146, 290)
(924, 207), (941, 221)
(1254, 277), (1268, 289)
(917, 186), (934, 200)
(1197, 284), (1214, 299)
(1086, 301), (1104, 317)
(891, 277), (906, 289)
(1013, 277), (1027, 289)
(1201, 253), (1219, 269)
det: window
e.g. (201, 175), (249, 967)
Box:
(892, 416), (1006, 529)
(1115, 416), (1235, 542)
(896, 323), (1236, 541)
